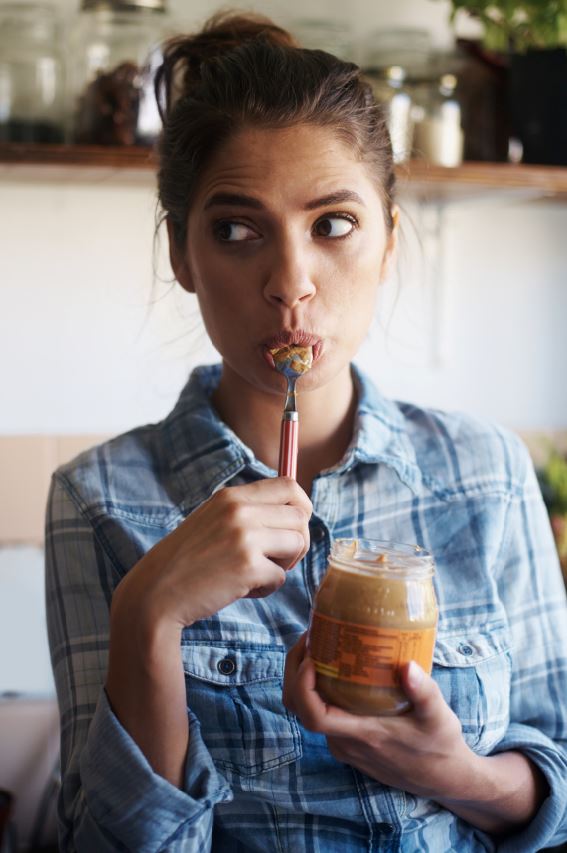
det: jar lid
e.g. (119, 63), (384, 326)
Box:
(81, 0), (166, 12)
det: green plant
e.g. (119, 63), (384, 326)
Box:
(444, 1), (567, 52)
(537, 451), (567, 583)
(538, 451), (567, 515)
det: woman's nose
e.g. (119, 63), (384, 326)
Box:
(263, 248), (316, 309)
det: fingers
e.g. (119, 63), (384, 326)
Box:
(217, 483), (311, 568)
(282, 633), (307, 712)
(262, 528), (307, 570)
(284, 637), (393, 739)
(399, 661), (444, 723)
(229, 477), (313, 518)
(258, 504), (311, 532)
(245, 560), (287, 599)
(283, 646), (360, 737)
(260, 505), (311, 564)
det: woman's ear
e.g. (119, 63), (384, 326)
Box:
(380, 205), (400, 282)
(166, 216), (195, 293)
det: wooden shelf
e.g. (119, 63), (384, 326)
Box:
(1, 143), (567, 200)
(0, 143), (156, 185)
(397, 160), (567, 202)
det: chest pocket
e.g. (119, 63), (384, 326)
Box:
(432, 626), (512, 754)
(181, 642), (302, 777)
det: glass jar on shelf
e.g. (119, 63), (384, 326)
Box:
(411, 57), (464, 168)
(362, 28), (432, 164)
(291, 18), (354, 62)
(66, 0), (171, 145)
(0, 3), (65, 143)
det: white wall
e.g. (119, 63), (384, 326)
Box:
(1, 177), (566, 435)
(1, 0), (566, 438)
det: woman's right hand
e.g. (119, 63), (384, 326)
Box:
(111, 477), (312, 629)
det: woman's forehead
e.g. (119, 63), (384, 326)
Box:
(193, 124), (379, 211)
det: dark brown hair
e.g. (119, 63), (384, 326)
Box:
(154, 11), (396, 249)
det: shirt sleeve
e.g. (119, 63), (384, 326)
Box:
(45, 473), (233, 853)
(491, 436), (567, 853)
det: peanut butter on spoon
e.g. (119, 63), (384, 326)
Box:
(270, 345), (313, 376)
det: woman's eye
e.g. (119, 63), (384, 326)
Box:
(314, 214), (357, 239)
(213, 221), (258, 242)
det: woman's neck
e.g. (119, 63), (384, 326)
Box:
(211, 363), (357, 495)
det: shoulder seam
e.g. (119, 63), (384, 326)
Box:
(51, 472), (125, 578)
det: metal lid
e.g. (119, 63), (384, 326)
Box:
(81, 0), (166, 12)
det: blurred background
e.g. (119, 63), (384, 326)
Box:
(1, 0), (566, 849)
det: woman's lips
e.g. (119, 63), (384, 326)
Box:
(262, 339), (323, 370)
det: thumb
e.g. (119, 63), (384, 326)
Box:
(400, 661), (441, 721)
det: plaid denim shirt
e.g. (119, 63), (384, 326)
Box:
(46, 363), (567, 853)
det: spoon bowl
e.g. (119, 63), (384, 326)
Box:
(271, 345), (313, 412)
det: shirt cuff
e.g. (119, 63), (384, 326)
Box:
(79, 689), (232, 852)
(490, 722), (567, 852)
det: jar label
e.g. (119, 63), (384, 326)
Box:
(308, 610), (436, 687)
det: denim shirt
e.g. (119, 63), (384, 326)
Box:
(45, 364), (567, 853)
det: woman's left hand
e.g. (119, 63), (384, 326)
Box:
(282, 633), (476, 802)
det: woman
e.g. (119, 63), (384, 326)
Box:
(45, 12), (567, 852)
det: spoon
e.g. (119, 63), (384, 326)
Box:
(271, 345), (313, 479)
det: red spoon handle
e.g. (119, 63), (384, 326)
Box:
(278, 413), (299, 479)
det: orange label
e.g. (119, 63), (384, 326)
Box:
(308, 610), (436, 688)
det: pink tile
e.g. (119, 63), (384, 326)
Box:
(0, 437), (57, 545)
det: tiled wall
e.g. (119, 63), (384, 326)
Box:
(0, 435), (110, 545)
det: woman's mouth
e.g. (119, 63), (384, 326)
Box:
(261, 333), (323, 369)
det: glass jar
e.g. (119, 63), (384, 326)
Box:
(66, 0), (170, 145)
(307, 538), (438, 716)
(411, 61), (465, 168)
(0, 3), (64, 143)
(291, 18), (354, 61)
(362, 28), (432, 163)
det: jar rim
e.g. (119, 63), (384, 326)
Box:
(329, 538), (434, 577)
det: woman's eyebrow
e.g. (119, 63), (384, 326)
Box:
(304, 190), (365, 210)
(204, 192), (263, 210)
(203, 189), (365, 211)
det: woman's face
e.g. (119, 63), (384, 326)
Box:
(170, 123), (396, 397)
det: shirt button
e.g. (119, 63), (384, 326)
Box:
(217, 657), (237, 676)
(458, 643), (474, 657)
(311, 526), (326, 542)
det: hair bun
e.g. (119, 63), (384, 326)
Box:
(157, 11), (298, 118)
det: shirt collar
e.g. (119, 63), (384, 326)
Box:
(163, 363), (422, 511)
(350, 364), (422, 492)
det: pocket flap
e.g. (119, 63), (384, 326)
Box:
(433, 626), (510, 668)
(181, 642), (285, 685)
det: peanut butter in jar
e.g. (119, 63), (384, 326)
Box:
(307, 538), (438, 716)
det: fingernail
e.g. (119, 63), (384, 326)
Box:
(407, 660), (424, 689)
